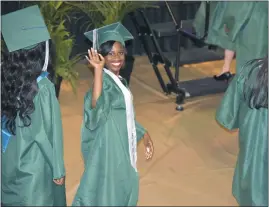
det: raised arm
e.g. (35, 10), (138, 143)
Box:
(85, 48), (105, 108)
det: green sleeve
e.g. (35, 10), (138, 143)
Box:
(193, 1), (218, 38)
(135, 120), (146, 142)
(84, 75), (113, 131)
(38, 81), (65, 179)
(225, 2), (255, 42)
(216, 74), (243, 130)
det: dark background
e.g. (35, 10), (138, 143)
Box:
(1, 1), (201, 58)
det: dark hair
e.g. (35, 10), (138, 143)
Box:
(98, 40), (116, 57)
(243, 56), (268, 109)
(1, 40), (55, 135)
(98, 40), (127, 57)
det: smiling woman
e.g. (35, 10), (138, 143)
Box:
(98, 41), (126, 74)
(72, 22), (154, 206)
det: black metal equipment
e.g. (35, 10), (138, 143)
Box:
(129, 1), (230, 111)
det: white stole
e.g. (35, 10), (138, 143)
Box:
(42, 40), (49, 71)
(103, 68), (137, 172)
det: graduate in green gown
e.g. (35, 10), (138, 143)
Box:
(234, 2), (268, 74)
(193, 1), (235, 81)
(1, 5), (66, 206)
(72, 22), (154, 206)
(216, 56), (268, 206)
(194, 2), (268, 81)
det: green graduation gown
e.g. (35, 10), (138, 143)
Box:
(216, 66), (268, 206)
(1, 77), (66, 206)
(234, 2), (268, 73)
(198, 1), (268, 73)
(204, 1), (255, 51)
(72, 72), (146, 206)
(192, 1), (218, 40)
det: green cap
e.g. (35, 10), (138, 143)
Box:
(1, 5), (50, 52)
(84, 22), (134, 49)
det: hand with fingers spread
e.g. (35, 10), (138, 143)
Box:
(143, 132), (154, 161)
(86, 48), (105, 108)
(85, 48), (105, 71)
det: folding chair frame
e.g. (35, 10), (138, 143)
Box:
(129, 2), (221, 110)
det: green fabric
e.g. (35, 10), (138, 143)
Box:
(197, 1), (254, 51)
(235, 2), (268, 73)
(205, 2), (255, 51)
(195, 1), (268, 74)
(192, 1), (218, 39)
(1, 78), (66, 206)
(119, 77), (145, 140)
(1, 5), (50, 52)
(216, 66), (268, 206)
(84, 22), (134, 48)
(72, 72), (146, 206)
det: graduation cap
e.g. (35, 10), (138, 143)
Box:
(1, 5), (51, 71)
(84, 22), (134, 50)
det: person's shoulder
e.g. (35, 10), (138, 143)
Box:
(37, 77), (56, 97)
(85, 71), (114, 96)
(102, 71), (113, 82)
(101, 71), (117, 89)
